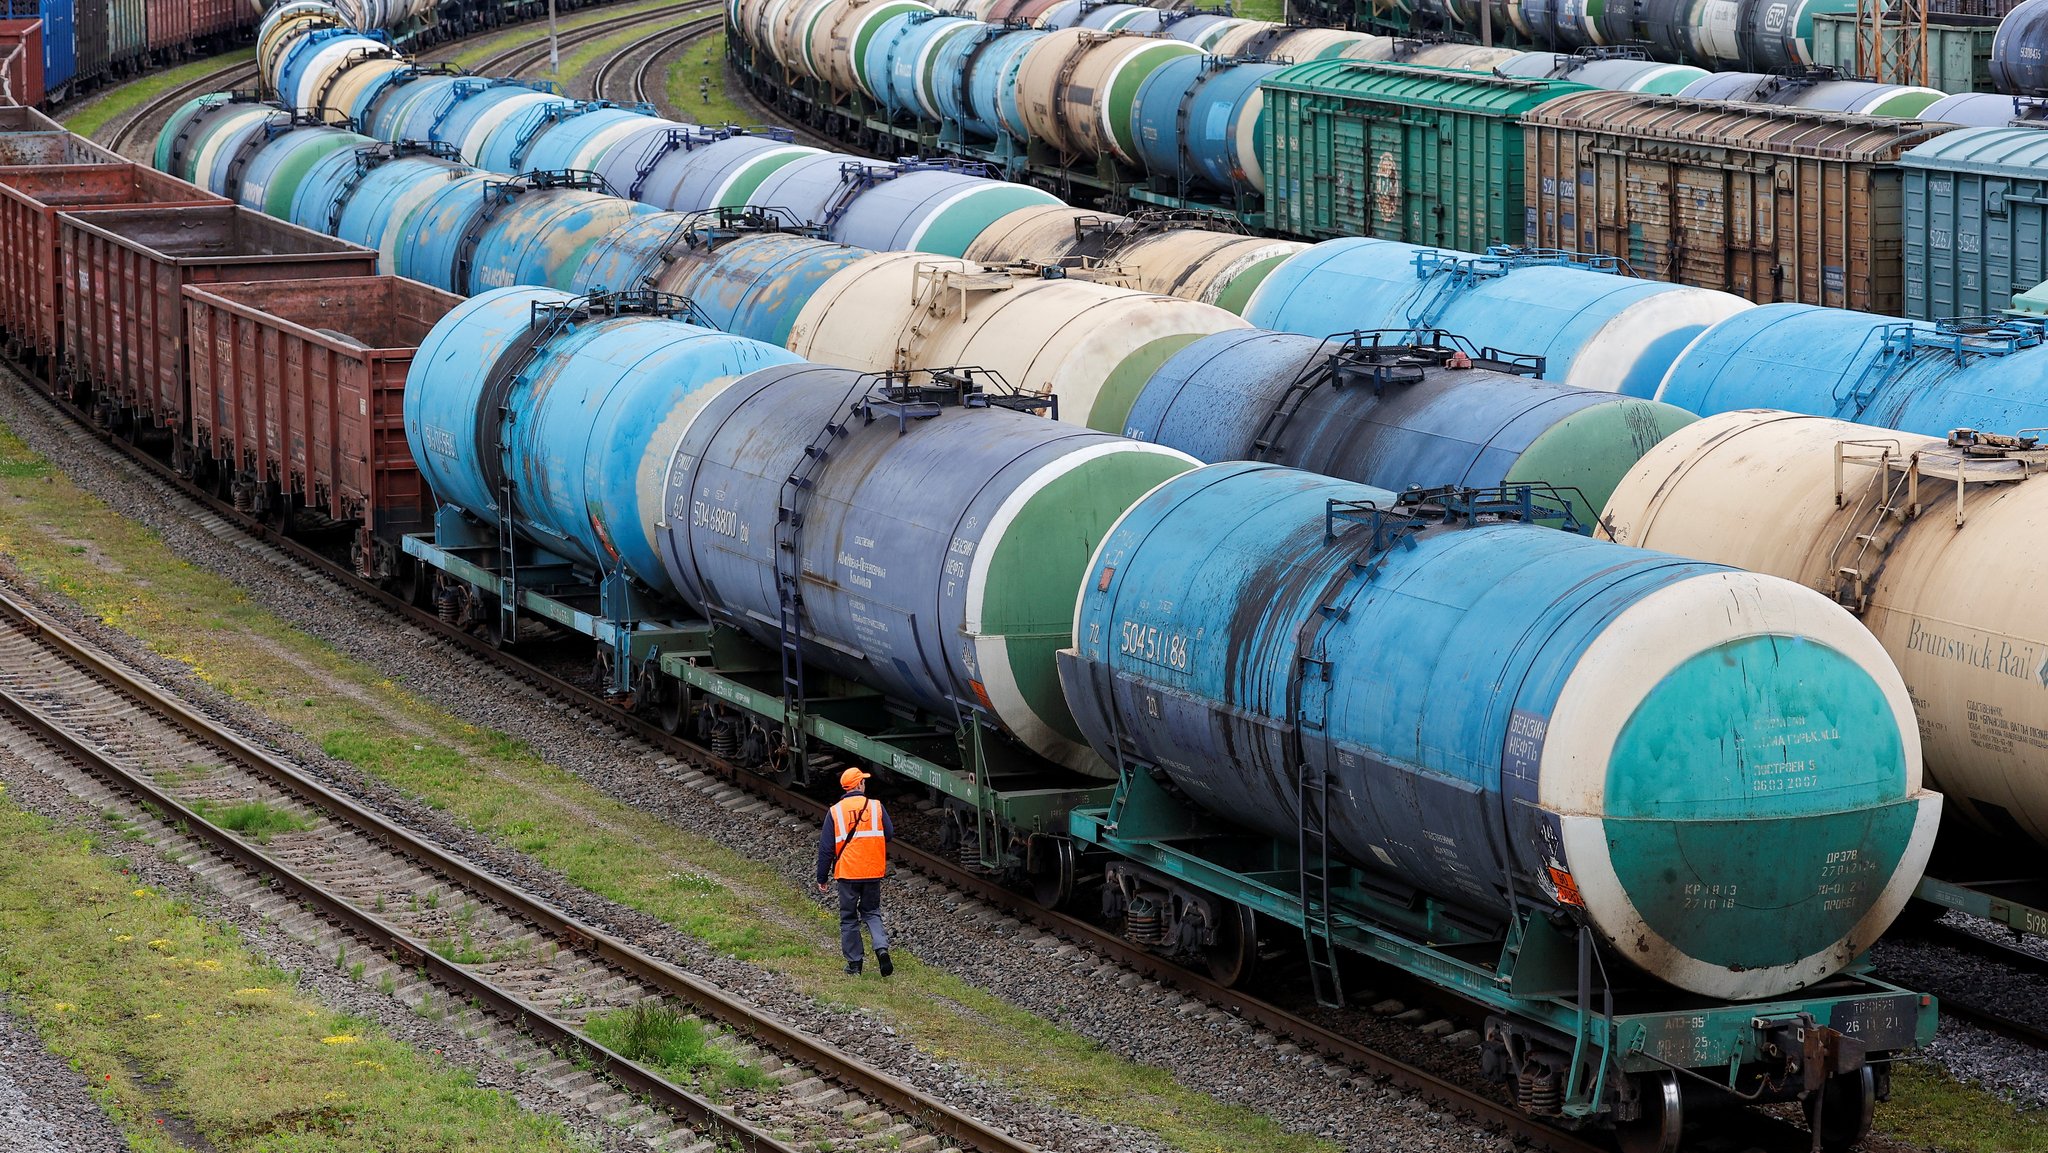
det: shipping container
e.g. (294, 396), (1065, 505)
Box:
(1602, 411), (2048, 853)
(72, 0), (106, 84)
(184, 277), (460, 576)
(0, 18), (44, 106)
(107, 0), (147, 72)
(0, 0), (72, 96)
(1521, 91), (1952, 312)
(0, 164), (223, 366)
(59, 205), (379, 437)
(145, 0), (189, 55)
(1900, 126), (2048, 320)
(1261, 61), (1591, 250)
(1809, 11), (1997, 94)
(192, 0), (245, 40)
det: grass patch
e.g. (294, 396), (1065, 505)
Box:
(1234, 0), (1286, 20)
(671, 29), (751, 128)
(1877, 1061), (2048, 1152)
(430, 929), (487, 965)
(61, 47), (258, 142)
(447, 0), (698, 72)
(584, 1002), (770, 1095)
(188, 799), (313, 844)
(0, 798), (590, 1152)
(0, 422), (1332, 1153)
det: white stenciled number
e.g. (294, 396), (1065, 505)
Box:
(1118, 621), (1191, 671)
(691, 500), (744, 541)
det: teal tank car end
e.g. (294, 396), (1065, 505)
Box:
(1536, 569), (1943, 1000)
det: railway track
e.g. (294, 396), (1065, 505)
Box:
(0, 580), (1033, 1153)
(448, 0), (721, 84)
(588, 13), (719, 106)
(100, 58), (259, 157)
(1913, 923), (2048, 1050)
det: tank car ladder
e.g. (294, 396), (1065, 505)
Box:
(773, 368), (1052, 835)
(1826, 438), (1918, 614)
(772, 386), (861, 785)
(1286, 498), (1436, 1007)
(1834, 316), (2047, 423)
(1828, 427), (2048, 613)
(473, 291), (712, 648)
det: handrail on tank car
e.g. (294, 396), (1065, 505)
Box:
(656, 204), (828, 260)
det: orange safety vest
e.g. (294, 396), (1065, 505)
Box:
(830, 794), (887, 880)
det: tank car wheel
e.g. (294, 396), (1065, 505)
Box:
(656, 677), (693, 736)
(483, 605), (515, 650)
(1202, 900), (1258, 988)
(1029, 836), (1077, 909)
(399, 559), (435, 610)
(1615, 1071), (1683, 1153)
(1804, 1065), (1876, 1153)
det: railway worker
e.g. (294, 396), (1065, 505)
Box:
(815, 767), (894, 976)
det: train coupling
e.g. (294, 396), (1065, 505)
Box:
(1753, 1012), (1865, 1093)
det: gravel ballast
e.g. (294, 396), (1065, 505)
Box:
(0, 1010), (129, 1153)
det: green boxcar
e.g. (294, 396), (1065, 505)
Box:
(1809, 12), (2000, 95)
(1260, 61), (1589, 250)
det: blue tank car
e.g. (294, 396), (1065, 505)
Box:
(1653, 304), (2048, 435)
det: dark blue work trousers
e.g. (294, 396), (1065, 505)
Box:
(837, 878), (888, 965)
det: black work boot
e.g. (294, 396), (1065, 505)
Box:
(845, 960), (861, 975)
(876, 949), (893, 977)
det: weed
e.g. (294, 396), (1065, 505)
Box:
(188, 799), (311, 844)
(431, 930), (486, 965)
(350, 961), (366, 983)
(583, 1003), (772, 1095)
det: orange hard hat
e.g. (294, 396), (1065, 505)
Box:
(840, 767), (871, 790)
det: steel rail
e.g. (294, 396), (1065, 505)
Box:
(589, 15), (716, 105)
(459, 1), (720, 82)
(1911, 924), (2048, 1050)
(0, 582), (1040, 1153)
(102, 61), (260, 154)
